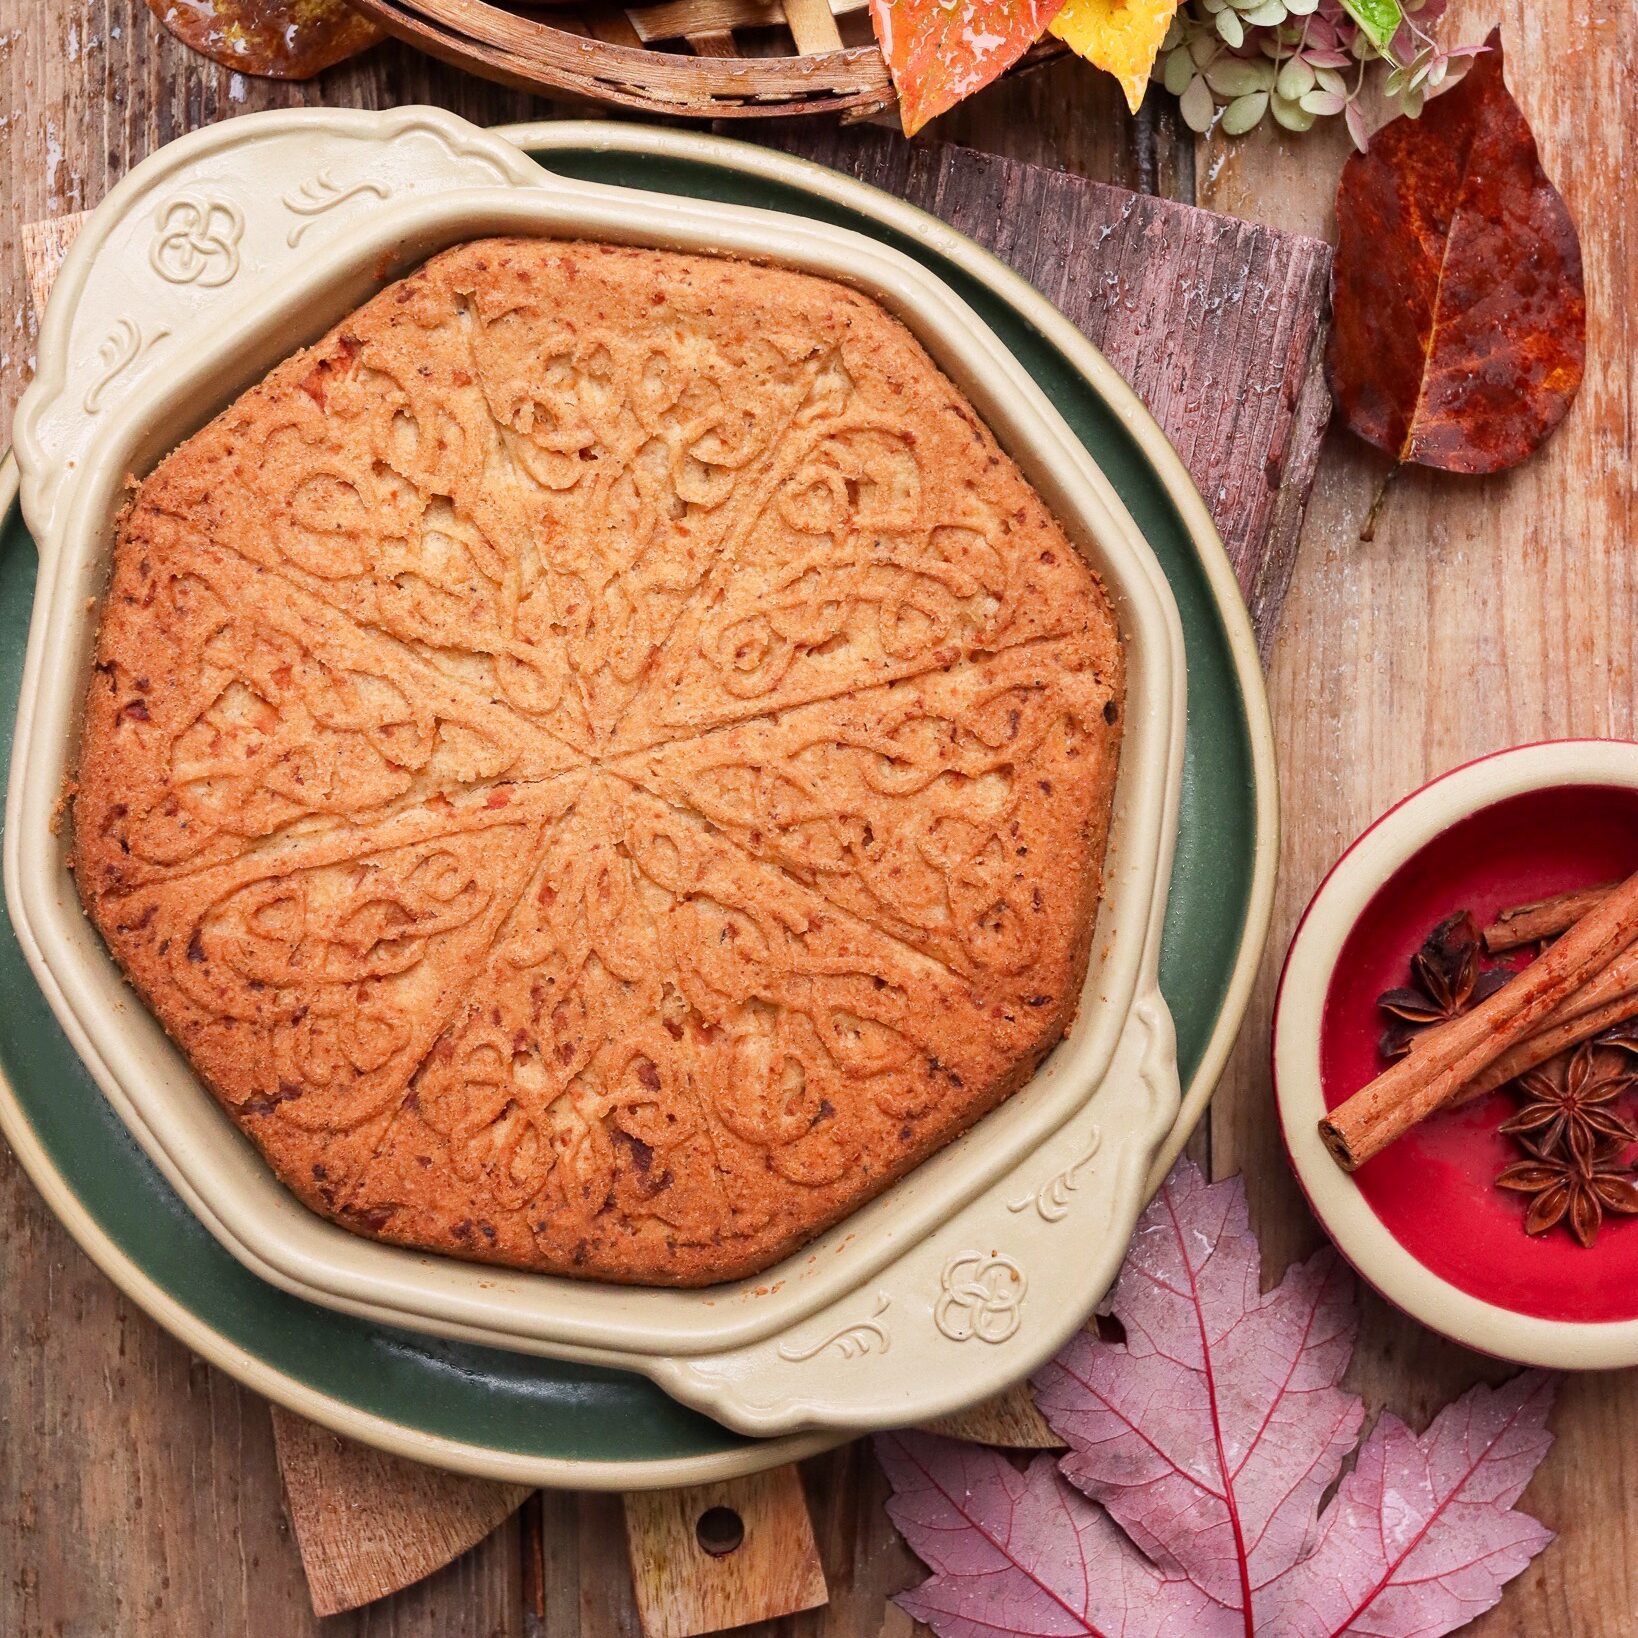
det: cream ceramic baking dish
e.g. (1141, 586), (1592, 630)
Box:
(8, 107), (1188, 1436)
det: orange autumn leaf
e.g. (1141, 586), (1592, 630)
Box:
(147, 0), (384, 79)
(870, 0), (1061, 137)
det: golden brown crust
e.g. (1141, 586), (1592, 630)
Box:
(74, 238), (1124, 1286)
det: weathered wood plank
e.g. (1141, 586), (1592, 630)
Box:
(621, 1467), (827, 1637)
(919, 1386), (1061, 1449)
(21, 215), (82, 314)
(271, 1410), (530, 1618)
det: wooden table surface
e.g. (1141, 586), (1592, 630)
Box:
(2, 3), (1634, 1633)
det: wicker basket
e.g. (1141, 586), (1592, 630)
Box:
(347, 0), (1065, 120)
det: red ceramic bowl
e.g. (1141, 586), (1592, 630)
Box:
(1274, 741), (1638, 1368)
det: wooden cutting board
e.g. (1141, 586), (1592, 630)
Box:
(20, 124), (1330, 1634)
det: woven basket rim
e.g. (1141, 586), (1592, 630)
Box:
(350, 0), (907, 117)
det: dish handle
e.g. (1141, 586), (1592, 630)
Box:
(12, 106), (554, 545)
(651, 984), (1182, 1438)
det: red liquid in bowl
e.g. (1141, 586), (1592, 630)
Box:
(1320, 783), (1638, 1323)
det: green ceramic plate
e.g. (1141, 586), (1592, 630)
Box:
(0, 124), (1275, 1489)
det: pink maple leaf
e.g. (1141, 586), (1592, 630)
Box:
(878, 1160), (1556, 1638)
(1263, 1376), (1554, 1637)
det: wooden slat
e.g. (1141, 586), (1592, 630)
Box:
(622, 0), (863, 44)
(781, 0), (846, 55)
(920, 1384), (1062, 1448)
(22, 215), (84, 315)
(596, 8), (648, 46)
(621, 1466), (827, 1638)
(271, 1410), (531, 1619)
(686, 30), (740, 56)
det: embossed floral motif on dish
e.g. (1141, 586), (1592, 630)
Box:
(282, 168), (392, 248)
(85, 319), (173, 414)
(149, 194), (245, 287)
(934, 1251), (1027, 1343)
(1007, 1129), (1101, 1221)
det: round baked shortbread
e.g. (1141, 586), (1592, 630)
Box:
(74, 239), (1124, 1285)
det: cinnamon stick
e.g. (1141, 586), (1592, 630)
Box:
(1450, 989), (1638, 1107)
(1536, 942), (1638, 1029)
(1319, 868), (1638, 1171)
(1408, 942), (1638, 1061)
(1482, 881), (1618, 953)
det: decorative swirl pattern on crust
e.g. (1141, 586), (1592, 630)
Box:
(74, 240), (1124, 1287)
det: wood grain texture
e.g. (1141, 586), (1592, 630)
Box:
(621, 1467), (827, 1637)
(271, 1409), (530, 1618)
(918, 1386), (1061, 1448)
(7, 3), (1630, 1636)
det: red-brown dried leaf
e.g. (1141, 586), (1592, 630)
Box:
(147, 0), (384, 79)
(870, 0), (1060, 137)
(1327, 30), (1585, 475)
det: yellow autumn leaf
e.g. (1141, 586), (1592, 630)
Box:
(1049, 0), (1182, 114)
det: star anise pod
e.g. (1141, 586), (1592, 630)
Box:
(1496, 1139), (1638, 1248)
(1499, 1043), (1638, 1167)
(1596, 1016), (1638, 1059)
(1378, 910), (1511, 1059)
